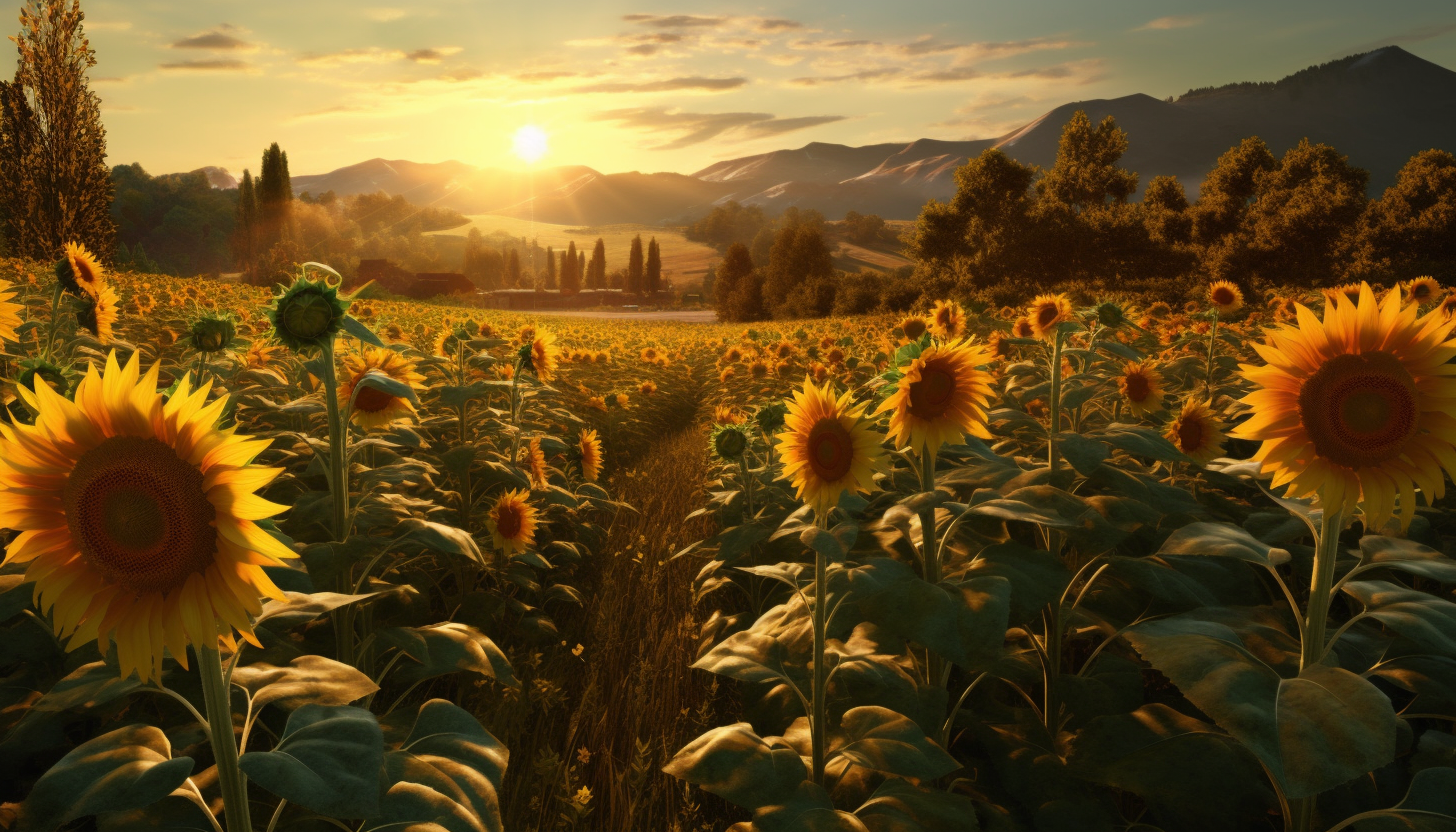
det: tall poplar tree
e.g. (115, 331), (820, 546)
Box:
(232, 168), (257, 274)
(544, 244), (556, 289)
(256, 142), (292, 252)
(0, 0), (115, 260)
(645, 237), (662, 294)
(589, 238), (606, 289)
(627, 234), (644, 294)
(561, 240), (580, 294)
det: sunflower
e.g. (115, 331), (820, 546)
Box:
(244, 341), (282, 370)
(523, 437), (549, 490)
(267, 275), (349, 353)
(1028, 294), (1075, 339)
(1166, 398), (1227, 465)
(58, 241), (104, 298)
(0, 280), (24, 342)
(1442, 293), (1456, 319)
(578, 429), (603, 482)
(899, 316), (928, 342)
(1011, 317), (1035, 339)
(877, 339), (996, 454)
(77, 282), (119, 344)
(777, 377), (888, 516)
(1116, 362), (1167, 417)
(929, 300), (967, 340)
(0, 352), (295, 681)
(1233, 283), (1456, 530)
(340, 347), (427, 431)
(1322, 283), (1364, 306)
(486, 489), (538, 555)
(1208, 281), (1244, 314)
(639, 380), (657, 395)
(521, 329), (560, 382)
(1404, 276), (1442, 305)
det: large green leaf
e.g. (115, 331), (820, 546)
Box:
(379, 623), (519, 687)
(239, 704), (383, 818)
(855, 778), (981, 832)
(1157, 522), (1291, 567)
(663, 723), (808, 812)
(398, 519), (485, 564)
(830, 706), (959, 780)
(1342, 581), (1456, 654)
(19, 725), (194, 832)
(848, 558), (1010, 670)
(963, 541), (1070, 626)
(1067, 704), (1275, 832)
(232, 655), (379, 711)
(1358, 537), (1456, 583)
(1340, 767), (1456, 831)
(254, 590), (385, 632)
(1125, 616), (1397, 798)
(373, 699), (508, 832)
(0, 574), (32, 622)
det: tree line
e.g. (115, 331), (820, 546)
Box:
(466, 231), (664, 295)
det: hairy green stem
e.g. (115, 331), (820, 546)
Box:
(920, 446), (943, 689)
(1048, 331), (1064, 473)
(1205, 310), (1220, 392)
(318, 339), (354, 666)
(1302, 502), (1345, 671)
(811, 511), (829, 787)
(198, 646), (252, 832)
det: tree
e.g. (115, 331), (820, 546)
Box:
(763, 224), (834, 315)
(1348, 149), (1456, 283)
(589, 238), (606, 289)
(1036, 111), (1138, 211)
(232, 168), (258, 274)
(627, 234), (644, 294)
(0, 0), (115, 261)
(257, 142), (292, 252)
(714, 243), (764, 321)
(1241, 139), (1368, 287)
(560, 240), (580, 294)
(645, 237), (661, 294)
(544, 245), (556, 289)
(841, 211), (886, 246)
(505, 248), (521, 288)
(1190, 137), (1277, 246)
(701, 262), (716, 300)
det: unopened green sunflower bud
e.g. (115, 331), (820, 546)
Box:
(190, 314), (236, 353)
(1096, 301), (1128, 328)
(712, 424), (750, 461)
(755, 402), (788, 434)
(268, 274), (349, 353)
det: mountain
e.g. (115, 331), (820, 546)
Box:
(264, 46), (1456, 223)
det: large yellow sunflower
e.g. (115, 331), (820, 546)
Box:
(579, 429), (603, 483)
(1233, 283), (1456, 530)
(0, 352), (295, 682)
(777, 377), (888, 516)
(1207, 281), (1244, 314)
(1117, 362), (1167, 417)
(340, 347), (427, 431)
(487, 488), (538, 555)
(1028, 294), (1075, 340)
(523, 437), (549, 490)
(1167, 398), (1227, 465)
(1404, 276), (1441, 306)
(877, 339), (996, 454)
(78, 282), (119, 344)
(62, 241), (104, 298)
(0, 279), (23, 341)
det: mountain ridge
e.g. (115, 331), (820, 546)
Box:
(267, 45), (1456, 223)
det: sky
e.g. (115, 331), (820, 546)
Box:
(78, 0), (1456, 179)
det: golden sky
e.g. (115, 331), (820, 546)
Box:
(81, 0), (1456, 179)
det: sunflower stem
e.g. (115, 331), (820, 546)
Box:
(1048, 331), (1064, 474)
(41, 282), (62, 362)
(1204, 310), (1219, 392)
(1301, 502), (1345, 672)
(920, 446), (944, 690)
(739, 455), (754, 519)
(810, 510), (829, 788)
(318, 338), (355, 667)
(197, 646), (253, 832)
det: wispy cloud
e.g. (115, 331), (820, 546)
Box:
(789, 68), (902, 87)
(298, 46), (461, 67)
(1340, 22), (1456, 54)
(622, 14), (728, 28)
(570, 76), (747, 94)
(159, 59), (254, 72)
(1134, 15), (1203, 32)
(593, 106), (845, 149)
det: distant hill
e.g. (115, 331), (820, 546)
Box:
(244, 46), (1456, 222)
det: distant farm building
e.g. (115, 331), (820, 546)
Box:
(355, 259), (474, 300)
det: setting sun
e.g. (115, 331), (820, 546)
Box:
(513, 125), (548, 164)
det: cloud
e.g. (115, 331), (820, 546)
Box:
(755, 18), (802, 31)
(789, 68), (901, 86)
(622, 14), (727, 28)
(513, 70), (581, 83)
(406, 47), (463, 64)
(365, 8), (408, 22)
(159, 59), (253, 72)
(171, 27), (256, 51)
(592, 106), (845, 149)
(1134, 16), (1203, 31)
(299, 47), (406, 66)
(571, 76), (747, 93)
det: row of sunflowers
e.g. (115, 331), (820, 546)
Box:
(667, 279), (1456, 831)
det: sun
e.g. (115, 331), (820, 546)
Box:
(513, 125), (548, 164)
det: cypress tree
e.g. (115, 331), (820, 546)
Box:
(233, 168), (258, 275)
(627, 234), (644, 294)
(645, 237), (662, 294)
(590, 238), (606, 289)
(256, 142), (292, 252)
(561, 240), (580, 294)
(544, 245), (556, 289)
(506, 248), (520, 288)
(0, 0), (115, 261)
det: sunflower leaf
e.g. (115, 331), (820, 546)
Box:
(233, 655), (379, 711)
(663, 722), (808, 812)
(239, 704), (383, 819)
(378, 623), (519, 688)
(374, 699), (508, 832)
(19, 725), (194, 832)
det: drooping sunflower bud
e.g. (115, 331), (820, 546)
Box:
(268, 275), (349, 353)
(17, 358), (69, 396)
(712, 424), (750, 461)
(55, 242), (104, 299)
(189, 314), (237, 353)
(1095, 301), (1128, 328)
(754, 401), (788, 434)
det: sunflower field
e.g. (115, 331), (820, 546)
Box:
(2, 248), (1456, 832)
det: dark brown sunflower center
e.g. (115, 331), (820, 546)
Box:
(807, 418), (854, 482)
(1036, 304), (1061, 329)
(1123, 372), (1151, 402)
(353, 384), (396, 413)
(496, 505), (522, 540)
(908, 362), (957, 420)
(1299, 351), (1419, 468)
(63, 436), (216, 596)
(1177, 416), (1205, 453)
(1212, 287), (1236, 306)
(903, 320), (926, 339)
